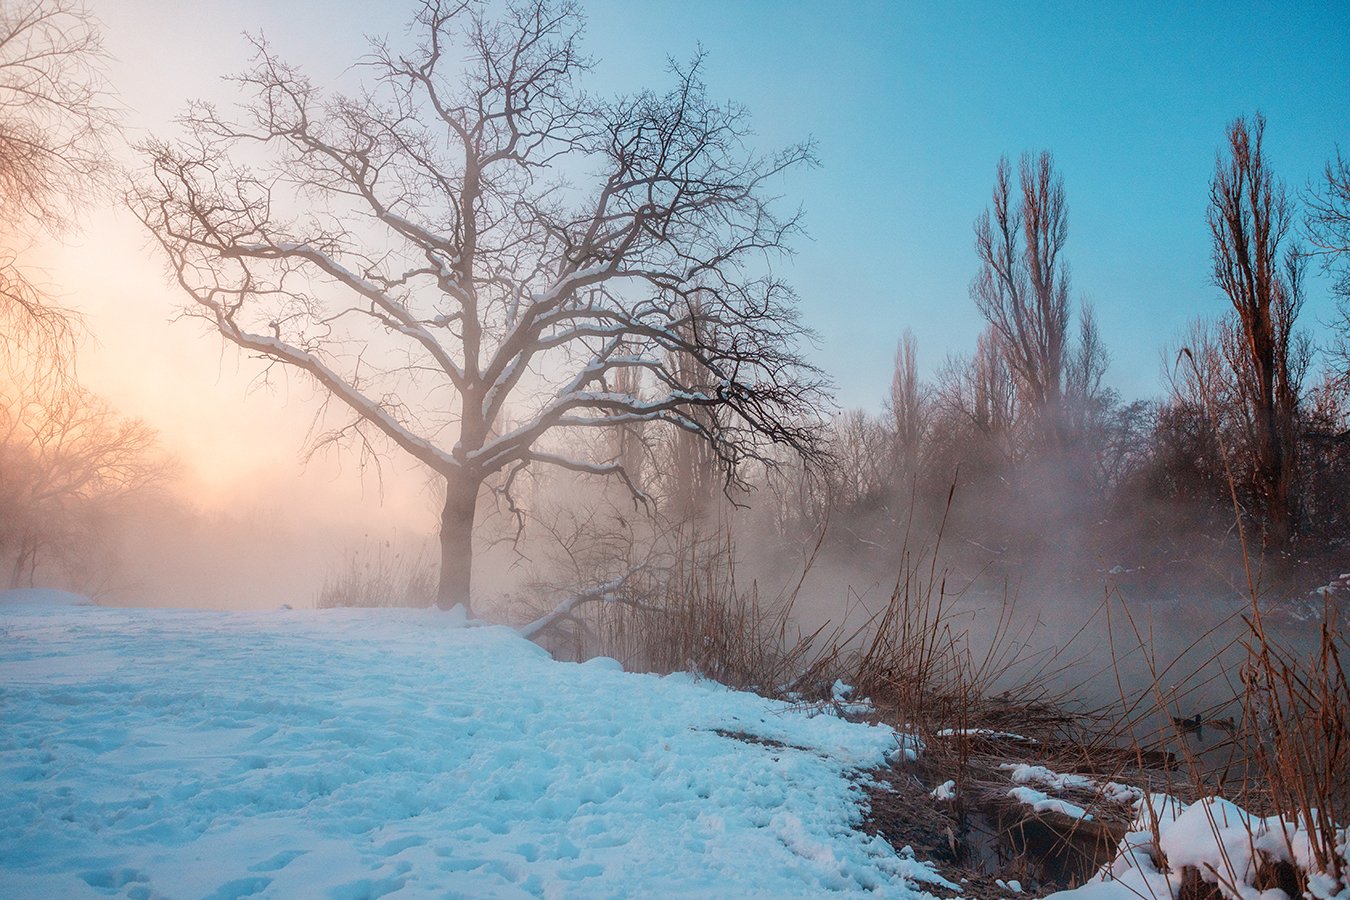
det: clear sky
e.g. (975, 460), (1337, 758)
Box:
(33, 0), (1350, 507)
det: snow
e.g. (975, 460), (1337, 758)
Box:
(826, 679), (876, 717)
(1001, 763), (1095, 792)
(0, 597), (946, 897)
(885, 740), (922, 764)
(931, 780), (957, 802)
(1007, 786), (1093, 822)
(1098, 781), (1144, 805)
(1160, 796), (1262, 885)
(934, 728), (1035, 743)
(997, 763), (1142, 820)
(1049, 792), (1350, 900)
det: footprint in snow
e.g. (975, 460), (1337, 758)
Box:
(203, 875), (272, 899)
(248, 848), (306, 872)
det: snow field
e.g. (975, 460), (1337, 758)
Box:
(0, 598), (948, 897)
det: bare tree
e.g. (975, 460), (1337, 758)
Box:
(1066, 302), (1108, 417)
(827, 408), (889, 511)
(133, 1), (825, 614)
(1299, 370), (1350, 539)
(1163, 318), (1244, 505)
(972, 152), (1072, 448)
(0, 0), (116, 374)
(1307, 149), (1350, 294)
(888, 328), (928, 481)
(663, 297), (721, 520)
(1207, 114), (1305, 545)
(936, 327), (1019, 459)
(914, 327), (1022, 551)
(1306, 149), (1350, 386)
(0, 367), (164, 587)
(605, 341), (646, 489)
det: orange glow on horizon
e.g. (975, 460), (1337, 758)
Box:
(30, 207), (436, 525)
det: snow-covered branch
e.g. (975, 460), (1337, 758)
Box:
(517, 572), (633, 640)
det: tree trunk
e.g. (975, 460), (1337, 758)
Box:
(437, 469), (480, 615)
(11, 534), (36, 589)
(1259, 402), (1293, 547)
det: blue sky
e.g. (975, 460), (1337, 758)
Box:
(73, 1), (1350, 440)
(576, 1), (1350, 406)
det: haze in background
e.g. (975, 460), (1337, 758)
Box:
(26, 0), (1350, 607)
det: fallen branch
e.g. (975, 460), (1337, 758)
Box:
(518, 573), (634, 641)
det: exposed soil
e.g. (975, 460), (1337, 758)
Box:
(856, 741), (1149, 898)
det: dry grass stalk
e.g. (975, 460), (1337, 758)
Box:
(1091, 348), (1350, 897)
(316, 536), (436, 609)
(532, 522), (848, 695)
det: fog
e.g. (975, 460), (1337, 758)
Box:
(7, 4), (1350, 898)
(5, 0), (1346, 764)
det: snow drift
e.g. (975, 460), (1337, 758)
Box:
(0, 597), (946, 897)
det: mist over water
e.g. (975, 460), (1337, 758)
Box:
(654, 470), (1345, 772)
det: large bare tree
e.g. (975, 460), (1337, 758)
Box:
(0, 0), (115, 375)
(971, 152), (1072, 448)
(134, 1), (825, 614)
(1207, 114), (1306, 546)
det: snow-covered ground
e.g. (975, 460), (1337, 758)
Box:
(0, 591), (946, 898)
